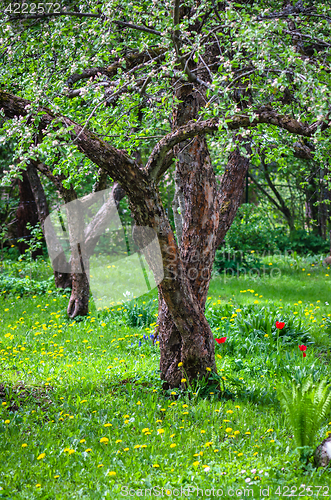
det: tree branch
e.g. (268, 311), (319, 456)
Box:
(248, 172), (282, 211)
(66, 48), (166, 87)
(146, 106), (329, 180)
(0, 90), (328, 188)
(8, 12), (162, 35)
(0, 90), (142, 191)
(261, 158), (293, 219)
(216, 136), (250, 247)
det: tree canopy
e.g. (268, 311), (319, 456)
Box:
(1, 0), (330, 184)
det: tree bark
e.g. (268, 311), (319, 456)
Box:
(157, 76), (219, 388)
(128, 182), (217, 389)
(216, 138), (251, 247)
(16, 170), (43, 258)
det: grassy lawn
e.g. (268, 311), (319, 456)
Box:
(1, 255), (331, 499)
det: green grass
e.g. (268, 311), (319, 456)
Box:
(1, 255), (331, 499)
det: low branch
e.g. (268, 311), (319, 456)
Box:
(293, 141), (314, 160)
(146, 106), (328, 180)
(256, 3), (319, 21)
(146, 119), (219, 180)
(282, 29), (331, 49)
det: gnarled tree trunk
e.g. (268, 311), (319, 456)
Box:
(157, 77), (220, 388)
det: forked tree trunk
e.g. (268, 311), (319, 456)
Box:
(157, 80), (219, 388)
(155, 140), (250, 388)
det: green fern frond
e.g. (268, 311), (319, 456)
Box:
(277, 376), (331, 455)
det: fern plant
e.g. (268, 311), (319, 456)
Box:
(277, 376), (331, 459)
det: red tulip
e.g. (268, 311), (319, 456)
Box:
(275, 321), (285, 329)
(303, 352), (306, 358)
(298, 345), (307, 352)
(215, 337), (227, 344)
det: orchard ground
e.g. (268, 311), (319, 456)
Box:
(1, 253), (331, 499)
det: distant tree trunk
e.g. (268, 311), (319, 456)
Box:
(305, 172), (321, 236)
(318, 166), (329, 240)
(26, 161), (72, 289)
(66, 182), (125, 318)
(248, 168), (295, 233)
(262, 160), (295, 232)
(16, 170), (43, 258)
(67, 243), (90, 318)
(29, 158), (125, 318)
